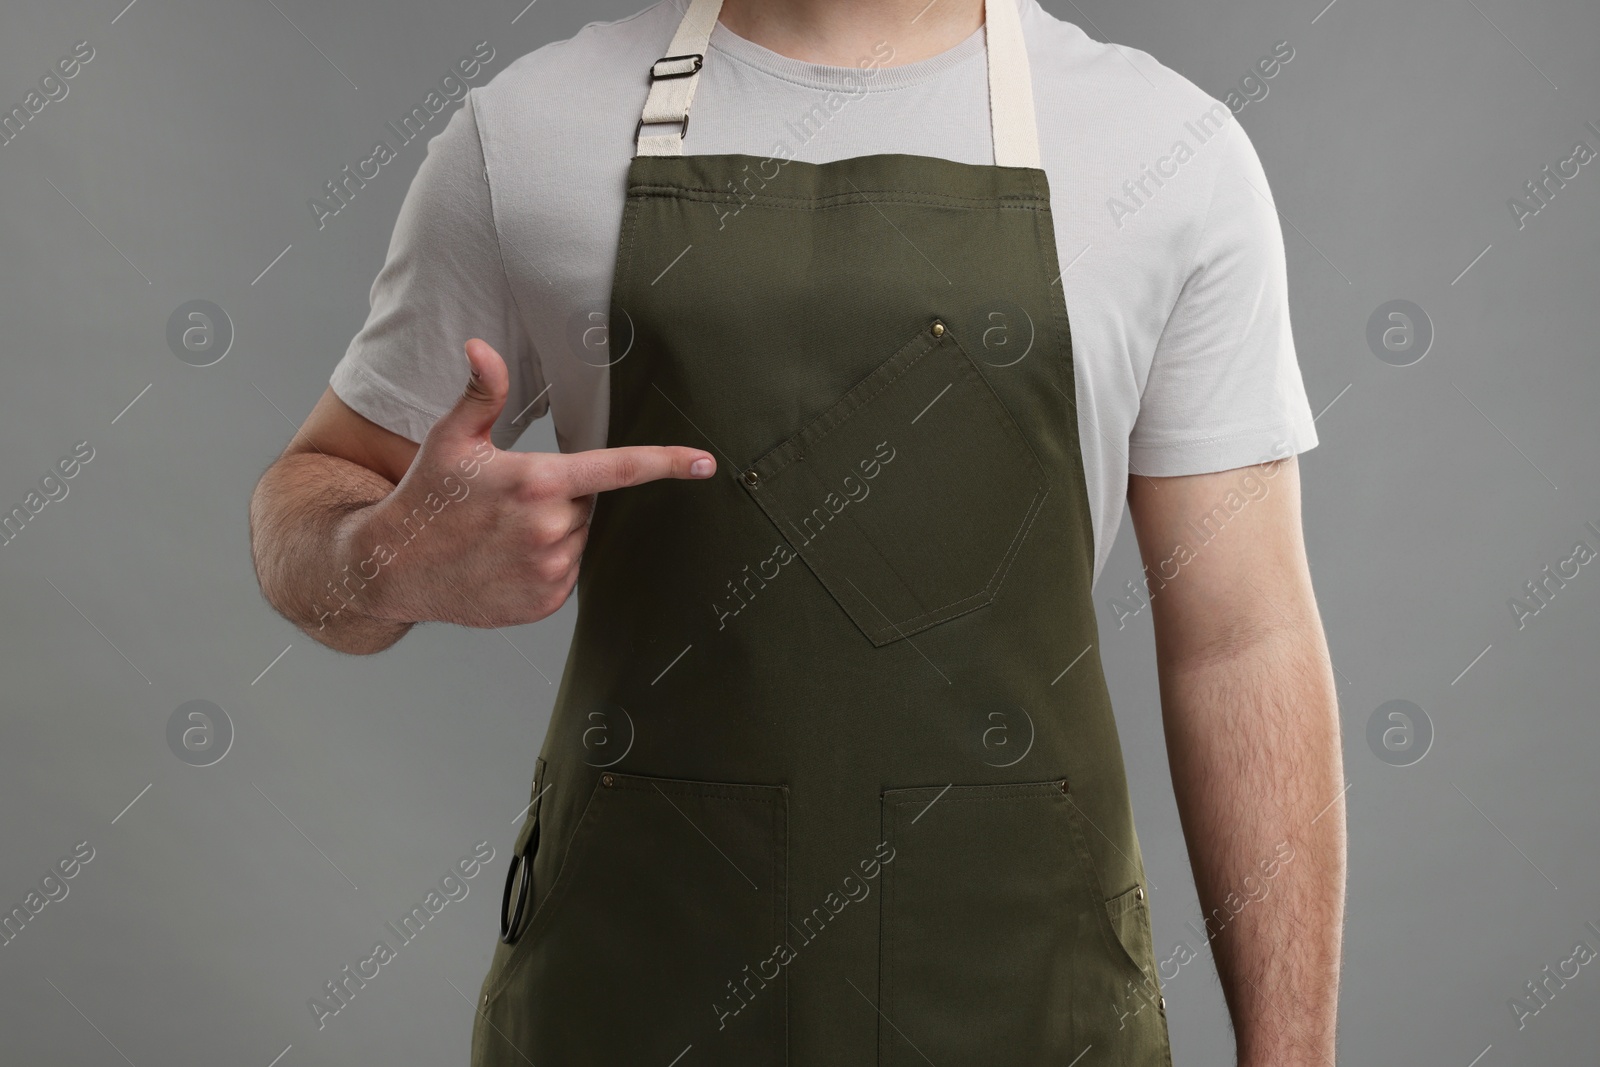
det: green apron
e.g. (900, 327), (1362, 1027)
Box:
(473, 1), (1172, 1063)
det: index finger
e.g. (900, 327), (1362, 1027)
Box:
(555, 445), (716, 496)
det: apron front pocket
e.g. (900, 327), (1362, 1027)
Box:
(878, 779), (1168, 1066)
(475, 771), (788, 1067)
(742, 322), (1048, 647)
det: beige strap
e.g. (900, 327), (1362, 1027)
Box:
(635, 0), (1041, 168)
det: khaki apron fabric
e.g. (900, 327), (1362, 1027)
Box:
(472, 1), (1173, 1063)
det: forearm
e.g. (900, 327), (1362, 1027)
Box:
(1159, 622), (1345, 1066)
(248, 451), (414, 655)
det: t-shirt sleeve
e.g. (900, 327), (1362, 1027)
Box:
(329, 88), (545, 449)
(1127, 118), (1319, 477)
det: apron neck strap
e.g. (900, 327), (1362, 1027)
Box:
(635, 0), (1042, 169)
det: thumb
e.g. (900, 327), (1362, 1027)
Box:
(434, 338), (510, 443)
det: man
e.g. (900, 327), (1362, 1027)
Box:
(250, 1), (1344, 1063)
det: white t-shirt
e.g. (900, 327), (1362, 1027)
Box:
(329, 0), (1318, 586)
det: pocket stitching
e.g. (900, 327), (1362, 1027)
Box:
(1059, 797), (1151, 985)
(751, 329), (936, 479)
(749, 328), (1048, 644)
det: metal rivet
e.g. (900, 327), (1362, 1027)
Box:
(482, 993), (489, 1005)
(1059, 779), (1070, 794)
(1159, 996), (1167, 1011)
(601, 773), (615, 787)
(1136, 885), (1145, 901)
(931, 320), (945, 337)
(742, 469), (759, 486)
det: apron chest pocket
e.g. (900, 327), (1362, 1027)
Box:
(741, 322), (1048, 647)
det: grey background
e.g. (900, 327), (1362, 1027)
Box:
(2, 0), (1596, 1064)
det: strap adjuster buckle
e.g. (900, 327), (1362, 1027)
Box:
(649, 52), (704, 80)
(636, 113), (691, 140)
